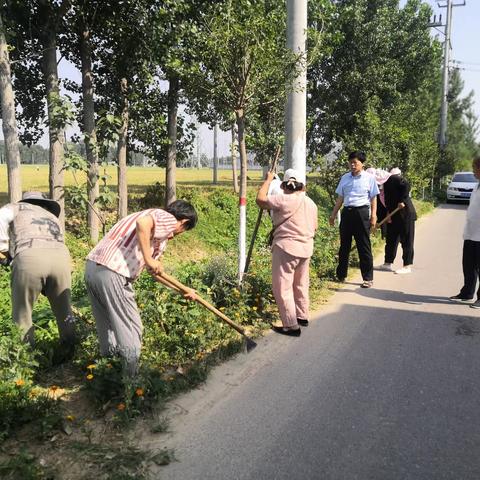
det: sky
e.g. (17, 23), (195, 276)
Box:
(6, 0), (479, 157)
(415, 0), (480, 121)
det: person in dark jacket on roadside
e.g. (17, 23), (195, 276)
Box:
(378, 168), (417, 274)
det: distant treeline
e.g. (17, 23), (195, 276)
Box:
(0, 141), (149, 166)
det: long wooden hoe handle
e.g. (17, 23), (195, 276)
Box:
(158, 271), (247, 337)
(243, 146), (282, 276)
(376, 204), (404, 228)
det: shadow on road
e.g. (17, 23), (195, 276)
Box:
(354, 287), (458, 306)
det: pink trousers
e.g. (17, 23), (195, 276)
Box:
(271, 246), (310, 328)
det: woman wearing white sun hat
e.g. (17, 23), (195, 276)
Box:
(256, 169), (318, 336)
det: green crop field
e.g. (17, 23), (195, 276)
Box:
(0, 165), (264, 199)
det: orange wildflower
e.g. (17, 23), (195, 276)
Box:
(15, 379), (25, 387)
(135, 388), (144, 397)
(117, 403), (126, 411)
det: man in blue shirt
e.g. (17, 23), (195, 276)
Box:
(329, 151), (379, 288)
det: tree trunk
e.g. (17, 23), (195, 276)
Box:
(165, 75), (178, 207)
(43, 28), (65, 230)
(117, 78), (128, 219)
(213, 123), (218, 184)
(0, 14), (22, 203)
(235, 109), (248, 285)
(80, 28), (100, 243)
(231, 124), (239, 193)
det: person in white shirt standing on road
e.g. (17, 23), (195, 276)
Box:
(329, 151), (379, 288)
(449, 156), (480, 309)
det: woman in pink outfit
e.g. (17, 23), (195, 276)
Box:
(256, 169), (318, 336)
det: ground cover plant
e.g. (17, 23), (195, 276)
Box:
(0, 170), (433, 479)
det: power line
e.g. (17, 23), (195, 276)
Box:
(452, 60), (480, 66)
(452, 66), (480, 73)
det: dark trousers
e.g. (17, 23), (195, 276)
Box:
(384, 219), (415, 266)
(337, 206), (373, 281)
(459, 240), (480, 300)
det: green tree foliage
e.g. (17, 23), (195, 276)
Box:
(441, 68), (479, 174)
(184, 0), (299, 161)
(308, 0), (448, 194)
(182, 0), (300, 280)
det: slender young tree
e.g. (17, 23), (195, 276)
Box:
(231, 124), (239, 193)
(40, 0), (70, 230)
(4, 0), (72, 222)
(116, 78), (128, 218)
(213, 123), (218, 184)
(166, 74), (179, 205)
(79, 25), (100, 242)
(0, 12), (22, 202)
(185, 0), (299, 283)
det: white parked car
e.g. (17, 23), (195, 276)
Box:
(446, 171), (478, 202)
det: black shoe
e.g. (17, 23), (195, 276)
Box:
(337, 277), (346, 283)
(52, 340), (76, 365)
(272, 325), (301, 337)
(449, 294), (473, 303)
(297, 318), (309, 327)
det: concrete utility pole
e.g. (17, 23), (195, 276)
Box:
(285, 0), (307, 182)
(430, 0), (466, 151)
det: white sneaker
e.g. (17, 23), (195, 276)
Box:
(378, 263), (393, 271)
(395, 266), (412, 274)
(470, 300), (480, 310)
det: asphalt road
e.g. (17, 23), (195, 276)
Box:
(147, 203), (480, 480)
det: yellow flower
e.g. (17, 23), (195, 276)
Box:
(86, 364), (96, 370)
(117, 403), (126, 411)
(135, 388), (144, 397)
(49, 385), (59, 392)
(252, 306), (257, 311)
(86, 374), (94, 380)
(15, 379), (25, 387)
(66, 415), (75, 422)
(29, 387), (42, 398)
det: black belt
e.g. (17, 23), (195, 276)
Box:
(344, 205), (369, 210)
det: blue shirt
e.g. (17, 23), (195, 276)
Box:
(335, 171), (379, 207)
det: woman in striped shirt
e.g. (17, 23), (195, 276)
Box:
(84, 200), (198, 376)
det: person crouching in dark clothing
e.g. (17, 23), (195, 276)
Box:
(382, 169), (417, 274)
